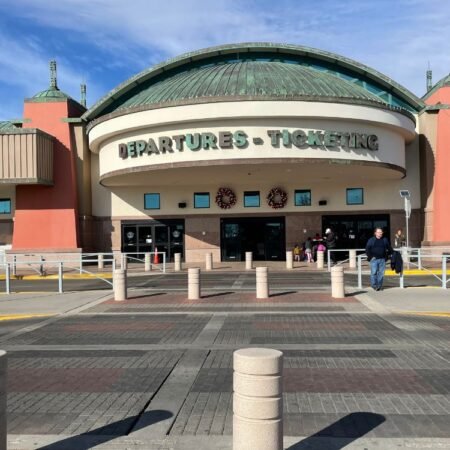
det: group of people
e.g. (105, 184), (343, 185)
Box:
(293, 228), (337, 263)
(293, 227), (406, 291)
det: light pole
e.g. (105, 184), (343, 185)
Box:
(399, 190), (411, 249)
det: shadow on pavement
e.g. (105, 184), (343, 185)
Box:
(38, 409), (173, 450)
(270, 291), (298, 297)
(286, 412), (385, 450)
(201, 292), (235, 299)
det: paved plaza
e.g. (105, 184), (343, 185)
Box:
(0, 272), (449, 449)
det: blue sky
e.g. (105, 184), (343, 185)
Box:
(0, 0), (449, 120)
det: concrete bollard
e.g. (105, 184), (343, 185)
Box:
(316, 250), (324, 269)
(144, 253), (151, 272)
(286, 251), (293, 269)
(349, 250), (357, 269)
(174, 253), (182, 272)
(121, 253), (128, 270)
(331, 265), (345, 298)
(114, 269), (127, 301)
(205, 252), (213, 271)
(245, 252), (253, 270)
(98, 254), (104, 270)
(0, 350), (6, 450)
(256, 267), (269, 299)
(233, 348), (283, 450)
(188, 268), (201, 300)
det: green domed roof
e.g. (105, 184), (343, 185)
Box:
(85, 43), (424, 121)
(30, 86), (72, 102)
(106, 61), (384, 113)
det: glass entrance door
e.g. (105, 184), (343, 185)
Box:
(121, 220), (184, 262)
(221, 217), (285, 261)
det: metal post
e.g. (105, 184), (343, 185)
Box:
(418, 248), (422, 270)
(5, 264), (10, 295)
(12, 255), (16, 277)
(327, 250), (331, 272)
(0, 350), (6, 450)
(357, 255), (362, 290)
(233, 348), (283, 450)
(79, 253), (83, 274)
(58, 262), (63, 294)
(163, 252), (166, 274)
(442, 256), (447, 290)
(399, 272), (404, 289)
(40, 256), (44, 276)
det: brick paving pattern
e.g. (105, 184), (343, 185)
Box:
(3, 287), (450, 443)
(7, 350), (183, 435)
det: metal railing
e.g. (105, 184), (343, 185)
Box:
(120, 252), (166, 273)
(356, 252), (450, 290)
(1, 251), (167, 294)
(2, 258), (116, 294)
(327, 249), (366, 272)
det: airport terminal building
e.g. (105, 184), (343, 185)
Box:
(0, 43), (449, 262)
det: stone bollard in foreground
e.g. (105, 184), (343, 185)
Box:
(286, 251), (293, 269)
(316, 250), (324, 269)
(0, 350), (6, 450)
(114, 269), (127, 301)
(188, 268), (201, 300)
(98, 253), (104, 270)
(205, 253), (213, 271)
(331, 265), (345, 298)
(349, 250), (357, 269)
(144, 253), (151, 272)
(256, 267), (269, 299)
(245, 252), (253, 270)
(233, 348), (283, 450)
(174, 253), (182, 272)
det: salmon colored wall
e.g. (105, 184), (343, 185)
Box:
(433, 109), (450, 242)
(12, 101), (80, 249)
(425, 86), (450, 243)
(425, 86), (450, 105)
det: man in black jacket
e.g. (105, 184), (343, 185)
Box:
(365, 228), (393, 291)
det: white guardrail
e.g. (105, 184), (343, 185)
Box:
(0, 251), (167, 294)
(327, 247), (450, 290)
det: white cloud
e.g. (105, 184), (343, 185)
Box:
(0, 0), (448, 119)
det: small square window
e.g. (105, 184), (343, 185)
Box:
(0, 199), (11, 214)
(144, 193), (160, 210)
(194, 192), (210, 208)
(294, 190), (311, 206)
(346, 188), (364, 205)
(244, 191), (260, 207)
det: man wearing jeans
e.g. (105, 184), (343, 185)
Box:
(365, 228), (393, 291)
